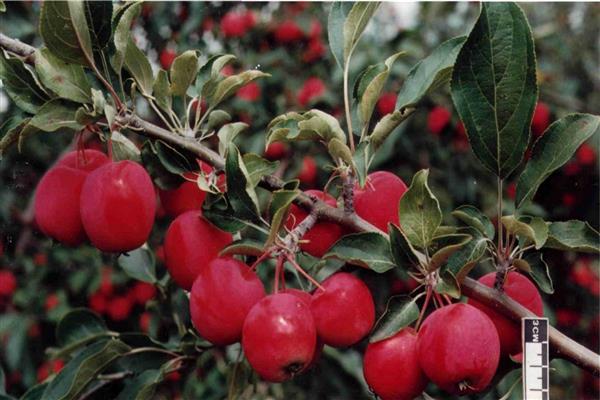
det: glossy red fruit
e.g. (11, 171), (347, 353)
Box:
(190, 258), (265, 345)
(311, 273), (375, 347)
(427, 106), (451, 135)
(285, 190), (343, 257)
(363, 328), (428, 400)
(80, 161), (156, 253)
(298, 156), (317, 185)
(264, 142), (288, 160)
(354, 171), (408, 232)
(159, 174), (206, 217)
(57, 149), (109, 172)
(242, 293), (317, 382)
(468, 272), (543, 356)
(0, 270), (17, 297)
(531, 102), (550, 137)
(35, 166), (88, 246)
(417, 303), (500, 395)
(164, 211), (233, 290)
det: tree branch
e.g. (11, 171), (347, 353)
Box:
(1, 32), (598, 377)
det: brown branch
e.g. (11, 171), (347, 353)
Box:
(1, 32), (598, 377)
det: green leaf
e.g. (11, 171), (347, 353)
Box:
(327, 2), (353, 69)
(155, 140), (194, 175)
(225, 144), (261, 223)
(207, 70), (270, 108)
(513, 258), (531, 273)
(34, 48), (92, 104)
(242, 153), (278, 188)
(543, 220), (600, 253)
(152, 69), (172, 114)
(451, 3), (537, 178)
(327, 137), (354, 167)
(324, 232), (395, 273)
(218, 122), (248, 157)
(388, 224), (420, 272)
(369, 109), (410, 151)
(266, 190), (299, 248)
(0, 1), (5, 12)
(115, 370), (163, 400)
(355, 52), (404, 125)
(0, 119), (30, 159)
(41, 340), (130, 400)
(342, 2), (381, 62)
(516, 114), (600, 207)
(297, 110), (346, 144)
(396, 36), (466, 110)
(202, 194), (249, 233)
(112, 2), (141, 74)
(111, 131), (141, 162)
(399, 169), (442, 249)
(370, 297), (419, 343)
(428, 234), (472, 272)
(452, 205), (495, 239)
(501, 215), (548, 249)
(39, 1), (93, 66)
(118, 247), (157, 283)
(20, 384), (48, 400)
(524, 252), (553, 294)
(0, 51), (49, 114)
(352, 141), (371, 187)
(442, 228), (488, 282)
(84, 1), (112, 51)
(140, 141), (184, 190)
(220, 239), (265, 258)
(56, 309), (108, 354)
(194, 54), (236, 96)
(29, 100), (83, 132)
(205, 110), (232, 133)
(170, 50), (199, 97)
(124, 38), (154, 96)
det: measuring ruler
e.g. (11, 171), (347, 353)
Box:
(522, 317), (549, 400)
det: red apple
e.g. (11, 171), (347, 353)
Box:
(354, 171), (408, 232)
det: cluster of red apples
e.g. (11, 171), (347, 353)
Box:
(33, 149), (544, 398)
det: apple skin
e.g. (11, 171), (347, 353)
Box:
(242, 293), (317, 382)
(190, 258), (265, 345)
(164, 211), (233, 290)
(57, 149), (109, 172)
(310, 272), (375, 347)
(159, 177), (206, 218)
(468, 271), (544, 356)
(80, 160), (156, 253)
(363, 328), (428, 400)
(354, 171), (408, 232)
(417, 303), (500, 395)
(35, 166), (89, 246)
(285, 190), (343, 257)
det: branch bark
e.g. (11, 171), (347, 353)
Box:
(1, 32), (598, 377)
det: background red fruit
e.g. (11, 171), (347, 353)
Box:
(88, 291), (108, 314)
(108, 295), (134, 321)
(34, 166), (88, 246)
(376, 92), (397, 116)
(354, 171), (408, 232)
(576, 143), (597, 166)
(221, 10), (253, 38)
(298, 77), (325, 107)
(242, 293), (316, 382)
(159, 173), (207, 217)
(531, 102), (551, 137)
(80, 161), (156, 253)
(264, 142), (288, 160)
(160, 48), (177, 69)
(297, 156), (317, 185)
(0, 270), (17, 297)
(57, 149), (109, 172)
(37, 359), (64, 382)
(363, 328), (428, 400)
(417, 303), (500, 395)
(190, 258), (265, 345)
(427, 106), (451, 135)
(468, 272), (543, 356)
(236, 82), (261, 101)
(286, 190), (342, 257)
(131, 281), (156, 304)
(45, 293), (59, 311)
(311, 273), (375, 347)
(274, 20), (305, 43)
(164, 211), (233, 290)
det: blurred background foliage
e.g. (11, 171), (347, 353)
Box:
(0, 2), (598, 399)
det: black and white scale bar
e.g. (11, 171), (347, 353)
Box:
(523, 317), (549, 400)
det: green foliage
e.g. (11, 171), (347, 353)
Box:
(325, 232), (395, 273)
(369, 297), (420, 343)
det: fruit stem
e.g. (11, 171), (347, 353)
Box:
(274, 254), (284, 293)
(416, 285), (433, 331)
(285, 254), (325, 291)
(250, 250), (272, 272)
(433, 291), (444, 309)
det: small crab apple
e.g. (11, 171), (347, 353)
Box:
(285, 190), (343, 257)
(108, 295), (134, 321)
(311, 273), (375, 347)
(531, 102), (551, 137)
(298, 77), (325, 107)
(297, 156), (317, 185)
(242, 293), (317, 382)
(577, 142), (597, 166)
(190, 258), (265, 345)
(236, 81), (261, 101)
(264, 142), (288, 160)
(57, 149), (109, 172)
(34, 167), (89, 246)
(376, 92), (397, 116)
(80, 160), (156, 253)
(274, 20), (305, 44)
(354, 171), (408, 232)
(468, 271), (543, 357)
(427, 106), (451, 135)
(0, 270), (17, 297)
(417, 303), (500, 395)
(159, 48), (177, 70)
(164, 211), (233, 290)
(363, 328), (428, 400)
(158, 172), (207, 218)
